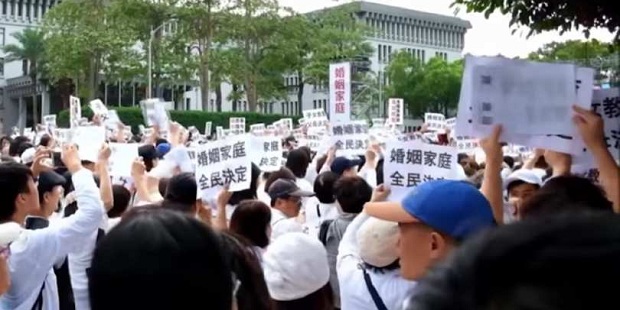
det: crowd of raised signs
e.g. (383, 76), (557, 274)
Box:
(0, 57), (619, 310)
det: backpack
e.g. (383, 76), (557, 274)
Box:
(318, 219), (334, 246)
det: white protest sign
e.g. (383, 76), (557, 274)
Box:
(229, 117), (246, 135)
(69, 96), (81, 129)
(108, 143), (139, 177)
(387, 98), (404, 125)
(384, 140), (458, 201)
(205, 121), (212, 136)
(454, 135), (479, 154)
(251, 136), (282, 172)
(194, 136), (252, 199)
(591, 88), (619, 160)
(330, 121), (369, 157)
(140, 99), (169, 129)
(329, 62), (351, 122)
(89, 99), (108, 117)
(424, 113), (446, 131)
(72, 126), (105, 162)
(43, 115), (56, 135)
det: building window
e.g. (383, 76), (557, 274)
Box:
(0, 28), (4, 46)
(378, 44), (382, 62)
(0, 58), (4, 78)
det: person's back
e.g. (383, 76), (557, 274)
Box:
(325, 214), (356, 307)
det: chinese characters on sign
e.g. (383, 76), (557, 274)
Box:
(424, 113), (446, 131)
(229, 117), (246, 136)
(69, 96), (81, 129)
(330, 121), (369, 157)
(384, 140), (457, 202)
(302, 109), (329, 129)
(388, 98), (404, 125)
(329, 63), (351, 122)
(454, 136), (479, 153)
(251, 136), (283, 172)
(194, 137), (252, 199)
(591, 88), (620, 160)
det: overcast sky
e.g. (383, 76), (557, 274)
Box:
(279, 0), (615, 58)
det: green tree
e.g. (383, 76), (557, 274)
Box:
(528, 39), (619, 83)
(451, 0), (619, 39)
(3, 28), (46, 125)
(42, 0), (139, 101)
(386, 52), (463, 117)
(218, 0), (292, 112)
(285, 6), (374, 113)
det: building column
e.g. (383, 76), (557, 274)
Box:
(17, 97), (25, 132)
(41, 87), (50, 116)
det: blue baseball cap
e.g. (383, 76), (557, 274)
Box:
(365, 180), (495, 240)
(330, 156), (362, 175)
(156, 143), (171, 159)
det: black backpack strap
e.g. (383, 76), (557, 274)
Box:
(360, 264), (388, 310)
(31, 281), (45, 310)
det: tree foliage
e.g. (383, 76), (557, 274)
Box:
(3, 28), (46, 125)
(385, 52), (463, 117)
(451, 0), (619, 39)
(528, 39), (619, 83)
(284, 6), (373, 112)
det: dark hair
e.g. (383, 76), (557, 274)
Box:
(164, 173), (197, 205)
(229, 163), (261, 206)
(108, 185), (131, 218)
(0, 136), (12, 148)
(285, 149), (310, 178)
(521, 175), (613, 219)
(272, 283), (334, 310)
(264, 167), (296, 194)
(313, 171), (338, 204)
(39, 134), (53, 148)
(89, 208), (233, 310)
(219, 232), (272, 310)
(333, 176), (372, 214)
(229, 200), (271, 248)
(363, 259), (400, 273)
(0, 162), (33, 222)
(403, 213), (620, 310)
(503, 156), (515, 169)
(16, 142), (33, 157)
(158, 178), (170, 197)
(8, 136), (30, 157)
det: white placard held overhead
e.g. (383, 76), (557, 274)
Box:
(251, 136), (282, 172)
(205, 121), (212, 136)
(194, 136), (252, 199)
(388, 98), (404, 125)
(454, 135), (479, 154)
(330, 121), (369, 157)
(89, 99), (108, 117)
(108, 143), (139, 177)
(329, 62), (352, 123)
(384, 140), (458, 202)
(229, 117), (246, 135)
(589, 88), (619, 160)
(69, 96), (81, 129)
(424, 113), (446, 131)
(72, 126), (106, 162)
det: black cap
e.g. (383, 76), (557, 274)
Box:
(138, 145), (158, 161)
(38, 171), (66, 193)
(267, 179), (314, 200)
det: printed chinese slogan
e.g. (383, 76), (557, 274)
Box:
(251, 136), (283, 172)
(384, 140), (458, 201)
(591, 88), (620, 158)
(331, 121), (369, 157)
(194, 137), (252, 198)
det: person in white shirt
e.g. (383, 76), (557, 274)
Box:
(337, 204), (416, 310)
(0, 144), (104, 310)
(267, 179), (314, 240)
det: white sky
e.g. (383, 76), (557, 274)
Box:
(279, 0), (616, 58)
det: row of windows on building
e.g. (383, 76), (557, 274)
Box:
(0, 0), (55, 20)
(378, 44), (428, 63)
(363, 15), (465, 49)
